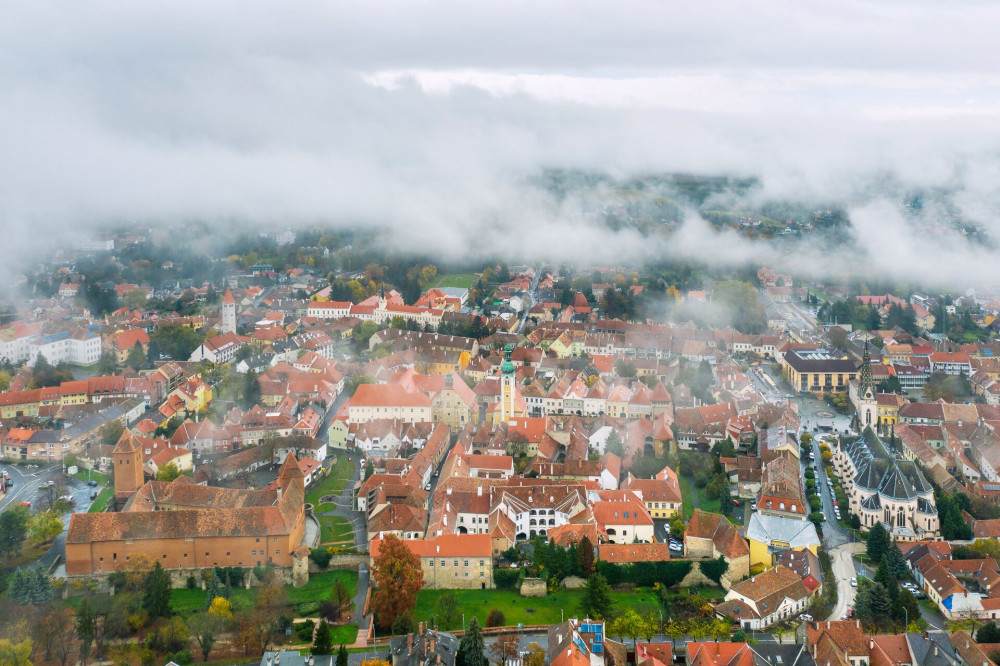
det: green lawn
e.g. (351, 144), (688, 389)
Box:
(320, 515), (356, 545)
(412, 587), (666, 631)
(167, 570), (358, 617)
(435, 273), (480, 289)
(288, 570), (359, 606)
(88, 488), (113, 513)
(681, 478), (695, 519)
(330, 624), (359, 645)
(73, 469), (109, 485)
(919, 599), (941, 615)
(170, 586), (256, 615)
(696, 486), (721, 514)
(306, 456), (355, 510)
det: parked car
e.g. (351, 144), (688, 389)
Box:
(799, 613), (813, 621)
(668, 542), (683, 553)
(87, 480), (98, 487)
(851, 578), (858, 587)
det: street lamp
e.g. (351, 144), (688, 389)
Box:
(462, 614), (466, 632)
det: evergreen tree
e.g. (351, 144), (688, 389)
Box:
(578, 536), (595, 576)
(126, 341), (146, 370)
(337, 644), (348, 666)
(866, 522), (891, 562)
(457, 617), (486, 666)
(875, 555), (899, 604)
(142, 561), (172, 619)
(147, 339), (161, 365)
(885, 543), (908, 578)
(579, 573), (614, 620)
(313, 620), (333, 655)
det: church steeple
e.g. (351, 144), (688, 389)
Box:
(859, 341), (873, 397)
(501, 343), (515, 376)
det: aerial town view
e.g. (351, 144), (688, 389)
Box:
(3, 2), (1000, 666)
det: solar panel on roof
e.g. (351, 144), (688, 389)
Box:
(983, 483), (1000, 491)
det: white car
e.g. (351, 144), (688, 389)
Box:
(850, 578), (858, 587)
(668, 542), (683, 552)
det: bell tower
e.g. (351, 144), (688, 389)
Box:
(857, 342), (878, 431)
(221, 288), (237, 334)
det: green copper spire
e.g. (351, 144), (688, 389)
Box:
(501, 343), (515, 376)
(859, 340), (873, 395)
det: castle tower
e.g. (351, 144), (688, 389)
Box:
(113, 430), (144, 502)
(499, 343), (517, 424)
(858, 342), (878, 430)
(221, 288), (236, 334)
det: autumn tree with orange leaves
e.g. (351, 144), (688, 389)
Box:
(371, 534), (424, 630)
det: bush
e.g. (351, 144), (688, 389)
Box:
(392, 613), (414, 635)
(486, 609), (506, 628)
(699, 557), (729, 585)
(295, 601), (321, 617)
(494, 568), (521, 590)
(165, 651), (193, 666)
(296, 620), (317, 641)
(310, 547), (333, 568)
(595, 559), (693, 587)
(186, 574), (197, 589)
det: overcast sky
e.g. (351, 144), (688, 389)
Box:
(2, 0), (1000, 281)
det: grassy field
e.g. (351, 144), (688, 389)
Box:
(167, 570), (358, 616)
(681, 478), (695, 519)
(696, 485), (721, 513)
(73, 469), (109, 485)
(88, 487), (113, 513)
(412, 587), (665, 630)
(170, 586), (256, 615)
(330, 624), (359, 645)
(288, 569), (358, 606)
(306, 456), (355, 511)
(319, 515), (355, 545)
(435, 273), (479, 289)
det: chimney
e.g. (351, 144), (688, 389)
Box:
(934, 645), (939, 656)
(478, 486), (483, 496)
(420, 621), (426, 636)
(408, 635), (414, 655)
(869, 639), (874, 651)
(430, 637), (435, 652)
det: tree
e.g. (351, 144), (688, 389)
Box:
(457, 617), (486, 666)
(364, 460), (375, 481)
(486, 609), (506, 628)
(77, 597), (96, 665)
(0, 504), (30, 558)
(240, 370), (263, 410)
(188, 613), (218, 663)
(488, 633), (519, 666)
(371, 535), (425, 631)
(50, 606), (77, 666)
(609, 609), (643, 643)
(126, 341), (146, 370)
(0, 639), (32, 666)
(885, 543), (908, 578)
(875, 556), (899, 606)
(9, 569), (54, 605)
(525, 643), (546, 666)
(579, 573), (613, 620)
(208, 596), (233, 619)
(313, 620), (333, 655)
(437, 592), (461, 630)
(156, 462), (183, 482)
(99, 419), (126, 445)
(578, 535), (595, 576)
(327, 578), (352, 621)
(669, 515), (686, 541)
(338, 644), (349, 666)
(142, 561), (172, 619)
(605, 430), (624, 457)
(977, 623), (1000, 643)
(151, 324), (204, 361)
(866, 522), (891, 563)
(146, 339), (162, 365)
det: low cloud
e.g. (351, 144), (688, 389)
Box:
(1, 1), (1000, 287)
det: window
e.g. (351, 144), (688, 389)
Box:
(430, 560), (435, 566)
(454, 560), (458, 567)
(464, 560), (469, 567)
